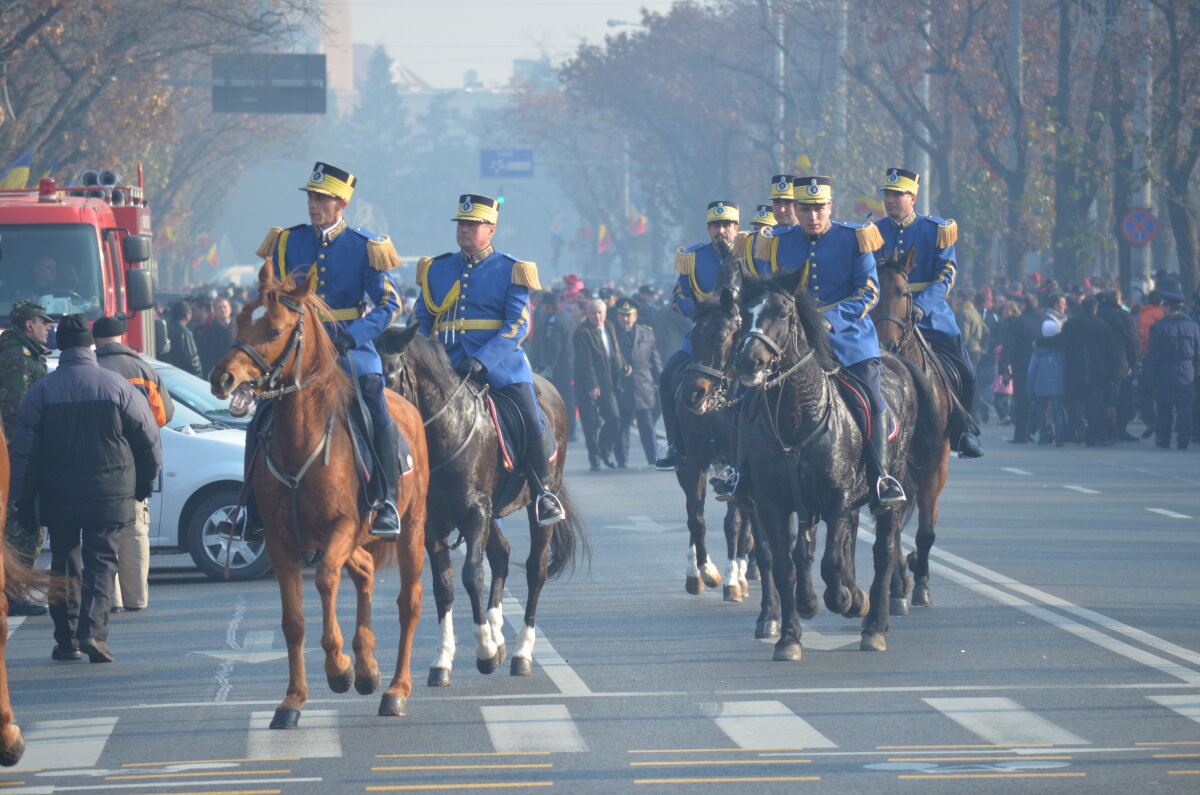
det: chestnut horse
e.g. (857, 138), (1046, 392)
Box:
(210, 263), (428, 726)
(0, 425), (36, 765)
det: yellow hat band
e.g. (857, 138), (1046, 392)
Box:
(795, 184), (832, 204)
(753, 206), (777, 226)
(707, 205), (740, 224)
(770, 176), (795, 200)
(882, 171), (920, 195)
(301, 169), (354, 202)
(454, 200), (499, 224)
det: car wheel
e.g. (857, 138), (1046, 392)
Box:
(186, 489), (272, 581)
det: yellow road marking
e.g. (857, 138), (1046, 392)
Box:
(630, 760), (811, 767)
(1168, 770), (1200, 775)
(376, 751), (551, 758)
(371, 764), (553, 772)
(635, 776), (820, 784)
(106, 770), (290, 781)
(1137, 741), (1200, 746)
(0, 783), (23, 788)
(898, 772), (1087, 780)
(123, 758), (300, 767)
(887, 756), (1072, 762)
(878, 743), (1052, 750)
(366, 783), (553, 791)
(629, 747), (805, 754)
(1155, 753), (1200, 758)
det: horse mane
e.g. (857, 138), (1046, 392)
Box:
(268, 275), (352, 415)
(398, 330), (458, 392)
(743, 278), (839, 373)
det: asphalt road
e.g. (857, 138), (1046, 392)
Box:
(1, 420), (1197, 793)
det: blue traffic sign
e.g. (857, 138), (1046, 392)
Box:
(1122, 209), (1157, 246)
(480, 149), (534, 179)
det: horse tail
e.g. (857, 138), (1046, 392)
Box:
(898, 355), (941, 471)
(2, 537), (55, 603)
(546, 485), (590, 581)
(367, 536), (398, 571)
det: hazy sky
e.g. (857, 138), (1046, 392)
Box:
(350, 0), (680, 88)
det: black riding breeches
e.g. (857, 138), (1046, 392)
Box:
(927, 333), (977, 385)
(358, 373), (394, 430)
(495, 381), (551, 486)
(844, 358), (885, 416)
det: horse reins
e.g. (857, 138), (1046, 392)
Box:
(873, 265), (916, 353)
(232, 294), (315, 399)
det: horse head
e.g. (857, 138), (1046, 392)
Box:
(734, 281), (795, 388)
(681, 285), (743, 415)
(871, 247), (917, 353)
(375, 323), (422, 397)
(210, 261), (324, 400)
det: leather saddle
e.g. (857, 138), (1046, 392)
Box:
(485, 390), (556, 509)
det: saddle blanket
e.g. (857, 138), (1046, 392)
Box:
(485, 392), (558, 473)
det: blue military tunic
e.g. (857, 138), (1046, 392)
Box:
(874, 213), (961, 339)
(414, 245), (539, 389)
(670, 241), (726, 355)
(267, 219), (401, 375)
(748, 222), (882, 367)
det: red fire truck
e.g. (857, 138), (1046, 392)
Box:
(0, 167), (156, 351)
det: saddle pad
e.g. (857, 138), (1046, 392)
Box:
(834, 374), (899, 441)
(486, 391), (557, 474)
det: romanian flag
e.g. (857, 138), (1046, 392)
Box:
(854, 193), (884, 219)
(597, 223), (612, 255)
(628, 196), (647, 236)
(206, 242), (219, 267)
(0, 149), (33, 189)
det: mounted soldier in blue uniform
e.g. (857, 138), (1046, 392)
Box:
(769, 174), (799, 228)
(655, 200), (743, 471)
(874, 167), (982, 458)
(414, 194), (565, 525)
(228, 162), (405, 540)
(750, 204), (777, 232)
(715, 176), (905, 511)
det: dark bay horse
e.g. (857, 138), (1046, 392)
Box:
(675, 285), (779, 639)
(871, 250), (954, 612)
(210, 264), (428, 725)
(376, 324), (585, 685)
(728, 275), (935, 659)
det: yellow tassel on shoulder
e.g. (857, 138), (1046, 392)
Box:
(753, 231), (774, 262)
(674, 248), (695, 276)
(416, 256), (433, 286)
(366, 236), (402, 271)
(855, 223), (884, 254)
(512, 260), (543, 291)
(256, 227), (283, 260)
(937, 219), (958, 248)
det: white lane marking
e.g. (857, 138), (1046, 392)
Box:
(924, 697), (1089, 746)
(482, 704), (588, 753)
(502, 588), (592, 696)
(1063, 484), (1101, 495)
(921, 541), (1200, 669)
(11, 717), (119, 772)
(247, 709), (341, 758)
(1100, 458), (1200, 486)
(195, 630), (290, 666)
(605, 515), (669, 532)
(1001, 467), (1033, 476)
(1148, 694), (1200, 724)
(716, 701), (837, 749)
(2, 777), (323, 793)
(6, 615), (25, 639)
(1146, 507), (1192, 519)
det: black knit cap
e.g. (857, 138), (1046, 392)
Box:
(91, 316), (126, 339)
(55, 314), (93, 349)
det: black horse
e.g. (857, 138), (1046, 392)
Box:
(376, 325), (587, 685)
(718, 273), (936, 659)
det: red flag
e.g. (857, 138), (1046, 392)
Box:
(597, 223), (612, 254)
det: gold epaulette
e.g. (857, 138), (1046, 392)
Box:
(753, 231), (774, 262)
(937, 219), (958, 248)
(855, 223), (885, 254)
(674, 247), (695, 275)
(416, 256), (433, 286)
(366, 235), (402, 271)
(256, 227), (283, 260)
(512, 260), (542, 291)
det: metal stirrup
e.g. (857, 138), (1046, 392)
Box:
(535, 492), (566, 527)
(369, 500), (403, 537)
(875, 474), (906, 504)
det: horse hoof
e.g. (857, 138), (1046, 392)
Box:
(723, 585), (744, 603)
(355, 668), (382, 696)
(860, 632), (887, 652)
(685, 577), (703, 595)
(511, 656), (533, 676)
(701, 567), (723, 588)
(797, 600), (819, 620)
(890, 597), (910, 616)
(849, 589), (870, 618)
(327, 667), (355, 694)
(912, 586), (933, 607)
(427, 667), (451, 687)
(824, 586), (852, 616)
(476, 652), (501, 675)
(772, 642), (803, 662)
(755, 619), (781, 640)
(378, 693), (407, 716)
(739, 579), (750, 599)
(0, 731), (24, 767)
(269, 708), (300, 729)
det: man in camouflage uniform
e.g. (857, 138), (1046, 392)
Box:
(0, 300), (54, 615)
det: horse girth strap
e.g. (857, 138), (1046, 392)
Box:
(262, 413), (336, 548)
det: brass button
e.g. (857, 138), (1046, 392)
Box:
(319, 267), (326, 272)
(319, 280), (326, 286)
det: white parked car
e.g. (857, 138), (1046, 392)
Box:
(48, 353), (268, 580)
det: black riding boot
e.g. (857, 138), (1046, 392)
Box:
(868, 411), (906, 514)
(955, 378), (984, 458)
(369, 422), (402, 538)
(526, 436), (566, 526)
(655, 363), (678, 470)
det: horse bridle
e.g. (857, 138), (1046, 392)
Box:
(683, 306), (743, 410)
(738, 294), (820, 389)
(231, 293), (313, 400)
(873, 264), (916, 352)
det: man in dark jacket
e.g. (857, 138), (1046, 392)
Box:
(195, 296), (235, 377)
(1145, 290), (1200, 449)
(573, 299), (629, 469)
(163, 300), (202, 377)
(1061, 296), (1121, 446)
(538, 298), (580, 441)
(9, 315), (161, 663)
(93, 315), (174, 612)
(613, 299), (662, 466)
(999, 294), (1042, 443)
(1097, 289), (1139, 441)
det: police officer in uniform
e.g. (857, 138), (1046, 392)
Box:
(875, 167), (983, 458)
(241, 162), (404, 537)
(716, 176), (904, 511)
(655, 201), (742, 470)
(769, 174), (799, 227)
(415, 194), (565, 525)
(750, 204), (777, 232)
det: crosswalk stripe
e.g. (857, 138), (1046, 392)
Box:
(715, 701), (837, 749)
(1148, 695), (1200, 724)
(482, 704), (588, 753)
(923, 698), (1088, 747)
(247, 710), (341, 759)
(10, 716), (118, 772)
